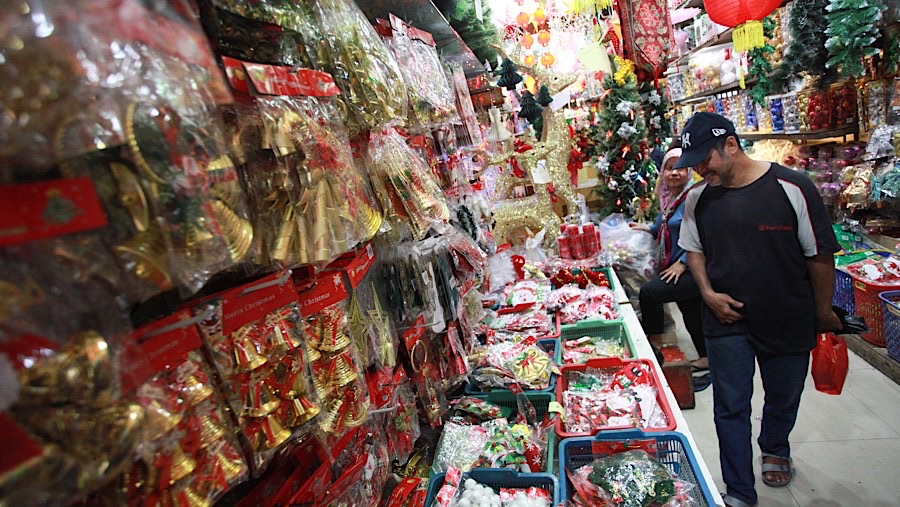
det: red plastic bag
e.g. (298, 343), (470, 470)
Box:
(811, 333), (849, 395)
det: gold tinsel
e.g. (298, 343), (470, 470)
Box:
(614, 56), (635, 85)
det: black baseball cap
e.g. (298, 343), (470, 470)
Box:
(674, 112), (737, 168)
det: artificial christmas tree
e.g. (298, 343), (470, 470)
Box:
(641, 84), (671, 150)
(825, 0), (884, 79)
(496, 58), (524, 90)
(586, 61), (658, 218)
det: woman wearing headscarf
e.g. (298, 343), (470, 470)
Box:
(630, 141), (709, 387)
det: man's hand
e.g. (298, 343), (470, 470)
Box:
(817, 307), (843, 333)
(660, 262), (686, 284)
(702, 291), (745, 325)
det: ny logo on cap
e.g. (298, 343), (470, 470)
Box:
(682, 132), (691, 148)
(712, 128), (727, 136)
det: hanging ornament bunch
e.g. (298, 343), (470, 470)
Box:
(825, 0), (885, 79)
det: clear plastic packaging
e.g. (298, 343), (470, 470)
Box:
(306, 0), (408, 134)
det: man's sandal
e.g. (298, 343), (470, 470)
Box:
(722, 494), (756, 507)
(761, 453), (795, 488)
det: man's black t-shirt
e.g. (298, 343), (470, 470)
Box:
(679, 163), (840, 354)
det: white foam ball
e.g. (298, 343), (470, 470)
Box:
(721, 72), (737, 85)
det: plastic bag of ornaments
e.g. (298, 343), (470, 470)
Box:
(1, 1), (237, 301)
(563, 361), (669, 433)
(192, 272), (322, 475)
(367, 129), (451, 242)
(469, 336), (559, 391)
(228, 61), (380, 268)
(0, 239), (141, 506)
(304, 0), (409, 134)
(567, 450), (698, 507)
(381, 15), (458, 129)
(94, 310), (249, 506)
(433, 468), (553, 507)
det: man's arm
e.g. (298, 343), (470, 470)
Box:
(687, 251), (745, 324)
(808, 253), (842, 332)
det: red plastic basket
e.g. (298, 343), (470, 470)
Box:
(851, 275), (900, 346)
(555, 358), (676, 439)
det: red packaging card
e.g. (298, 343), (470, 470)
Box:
(0, 178), (107, 246)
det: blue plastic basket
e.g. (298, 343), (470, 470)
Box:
(424, 469), (558, 507)
(465, 338), (558, 394)
(878, 291), (900, 362)
(558, 429), (717, 507)
(833, 268), (855, 315)
(558, 320), (636, 364)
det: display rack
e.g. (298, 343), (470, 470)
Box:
(739, 124), (860, 143)
(677, 28), (734, 65)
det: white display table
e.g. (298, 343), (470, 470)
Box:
(619, 302), (725, 506)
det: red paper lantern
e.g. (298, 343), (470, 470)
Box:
(703, 0), (781, 51)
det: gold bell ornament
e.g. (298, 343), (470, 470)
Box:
(209, 199), (254, 263)
(114, 227), (173, 290)
(230, 328), (268, 372)
(157, 442), (198, 486)
(265, 312), (302, 357)
(144, 398), (184, 441)
(177, 373), (214, 407)
(243, 381), (282, 418)
(252, 414), (293, 450)
(286, 396), (321, 427)
(166, 484), (211, 507)
(213, 445), (247, 483)
(196, 413), (226, 448)
(329, 351), (359, 387)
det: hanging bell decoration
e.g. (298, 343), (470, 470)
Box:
(167, 485), (211, 507)
(317, 398), (344, 434)
(212, 445), (246, 483)
(340, 384), (369, 429)
(210, 199), (254, 263)
(113, 227), (173, 290)
(253, 414), (292, 450)
(244, 381), (282, 418)
(230, 329), (267, 372)
(196, 413), (226, 448)
(144, 398), (184, 441)
(286, 396), (321, 427)
(159, 443), (198, 486)
(178, 373), (214, 407)
(266, 315), (301, 357)
(330, 351), (359, 387)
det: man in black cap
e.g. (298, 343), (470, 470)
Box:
(676, 112), (843, 507)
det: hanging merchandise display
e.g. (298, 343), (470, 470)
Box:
(824, 0), (885, 80)
(382, 15), (459, 129)
(616, 0), (676, 80)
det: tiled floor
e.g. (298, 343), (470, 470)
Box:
(669, 304), (900, 506)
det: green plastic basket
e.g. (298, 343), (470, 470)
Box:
(558, 320), (635, 364)
(466, 391), (558, 475)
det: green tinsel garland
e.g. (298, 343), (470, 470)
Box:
(825, 0), (884, 79)
(747, 17), (776, 106)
